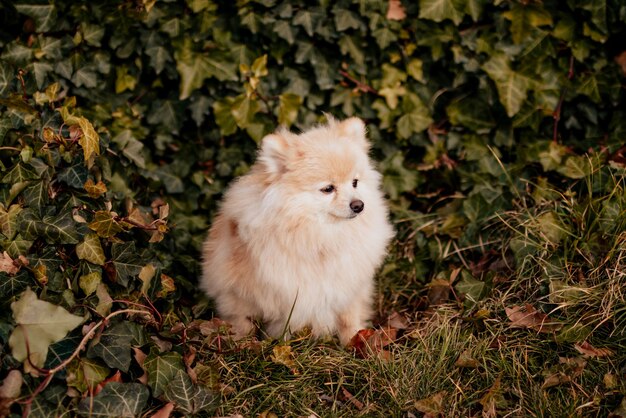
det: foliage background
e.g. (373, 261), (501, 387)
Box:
(0, 0), (625, 416)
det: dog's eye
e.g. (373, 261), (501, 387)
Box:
(352, 179), (358, 188)
(320, 185), (335, 194)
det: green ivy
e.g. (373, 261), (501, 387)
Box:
(0, 0), (625, 415)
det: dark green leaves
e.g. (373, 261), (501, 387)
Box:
(163, 370), (216, 415)
(87, 321), (136, 372)
(109, 242), (143, 286)
(144, 347), (185, 397)
(77, 382), (149, 418)
(19, 210), (80, 244)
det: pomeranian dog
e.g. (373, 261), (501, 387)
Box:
(200, 116), (394, 345)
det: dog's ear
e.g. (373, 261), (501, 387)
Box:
(259, 132), (290, 177)
(338, 117), (370, 150)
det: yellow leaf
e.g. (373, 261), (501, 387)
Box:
(76, 116), (100, 164)
(76, 234), (106, 266)
(84, 179), (107, 198)
(9, 288), (84, 368)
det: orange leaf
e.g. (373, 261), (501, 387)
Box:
(386, 0), (406, 20)
(348, 328), (396, 359)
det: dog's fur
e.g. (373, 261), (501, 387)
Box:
(200, 117), (394, 345)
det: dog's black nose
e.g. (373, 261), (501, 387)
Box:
(350, 200), (364, 214)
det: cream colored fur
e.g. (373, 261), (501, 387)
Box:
(200, 117), (394, 345)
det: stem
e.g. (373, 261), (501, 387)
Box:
(19, 308), (152, 411)
(339, 70), (378, 95)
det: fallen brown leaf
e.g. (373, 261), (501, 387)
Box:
(348, 328), (397, 359)
(150, 402), (174, 418)
(479, 377), (504, 418)
(574, 341), (614, 358)
(542, 357), (586, 389)
(542, 371), (571, 389)
(386, 0), (406, 20)
(341, 388), (364, 411)
(455, 349), (479, 368)
(615, 51), (626, 76)
(271, 345), (298, 374)
(414, 391), (446, 417)
(386, 311), (410, 330)
(0, 369), (22, 399)
(133, 348), (148, 384)
(0, 251), (19, 275)
(94, 370), (122, 395)
(505, 304), (563, 333)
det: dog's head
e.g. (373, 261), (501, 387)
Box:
(257, 117), (380, 221)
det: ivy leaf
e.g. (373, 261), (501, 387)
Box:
(0, 270), (31, 299)
(164, 370), (216, 415)
(88, 211), (123, 238)
(76, 234), (105, 266)
(79, 271), (101, 296)
(231, 95), (261, 129)
(14, 4), (57, 32)
(397, 93), (433, 138)
(110, 242), (143, 286)
(1, 163), (37, 184)
(334, 9), (362, 31)
(44, 329), (83, 369)
(9, 288), (84, 368)
(213, 97), (238, 136)
(112, 130), (145, 169)
(502, 3), (553, 45)
(144, 347), (185, 397)
(77, 382), (149, 418)
(293, 10), (317, 36)
(57, 163), (88, 188)
(20, 209), (80, 244)
(455, 271), (487, 307)
(87, 321), (135, 372)
(22, 180), (49, 212)
(419, 0), (465, 25)
(175, 42), (238, 100)
(145, 46), (172, 75)
(483, 55), (530, 117)
(277, 93), (302, 126)
(67, 357), (110, 393)
(0, 204), (22, 241)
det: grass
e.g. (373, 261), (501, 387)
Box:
(196, 167), (626, 417)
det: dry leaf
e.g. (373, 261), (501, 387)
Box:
(480, 377), (503, 418)
(84, 178), (107, 198)
(386, 311), (410, 330)
(455, 349), (479, 368)
(94, 370), (122, 395)
(604, 373), (618, 389)
(414, 391), (446, 417)
(616, 51), (626, 76)
(133, 348), (148, 384)
(0, 370), (23, 399)
(150, 402), (175, 418)
(348, 328), (396, 359)
(574, 341), (613, 358)
(542, 371), (571, 389)
(271, 345), (298, 374)
(542, 357), (586, 389)
(0, 251), (19, 275)
(341, 388), (364, 410)
(9, 288), (84, 369)
(386, 0), (406, 20)
(505, 304), (562, 333)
